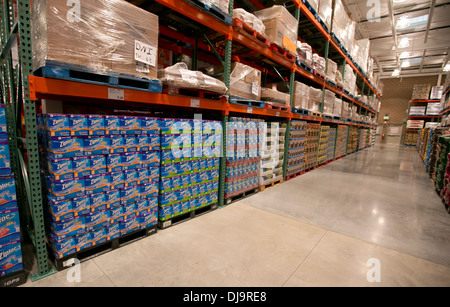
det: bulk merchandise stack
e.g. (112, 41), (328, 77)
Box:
(425, 129), (434, 171)
(159, 118), (221, 225)
(37, 114), (160, 260)
(428, 128), (450, 178)
(225, 117), (263, 201)
(335, 125), (349, 158)
(347, 126), (358, 153)
(404, 131), (419, 146)
(287, 120), (307, 176)
(327, 127), (337, 162)
(434, 135), (450, 212)
(317, 125), (330, 165)
(418, 129), (431, 162)
(357, 128), (370, 150)
(304, 123), (320, 169)
(0, 104), (24, 279)
(259, 121), (285, 188)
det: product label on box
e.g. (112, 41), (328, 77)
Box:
(0, 209), (20, 244)
(0, 177), (17, 211)
(69, 115), (88, 136)
(135, 40), (157, 67)
(72, 156), (91, 178)
(0, 239), (23, 277)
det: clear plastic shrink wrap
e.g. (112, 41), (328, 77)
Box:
(32, 0), (159, 80)
(326, 59), (337, 83)
(293, 81), (310, 109)
(322, 89), (335, 115)
(318, 0), (332, 30)
(158, 62), (228, 95)
(334, 98), (342, 117)
(331, 0), (355, 52)
(228, 62), (262, 100)
(313, 53), (326, 76)
(233, 8), (266, 34)
(309, 87), (323, 112)
(254, 6), (298, 54)
(261, 86), (290, 106)
(199, 0), (230, 15)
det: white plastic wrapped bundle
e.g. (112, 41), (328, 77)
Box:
(313, 53), (326, 75)
(296, 41), (313, 67)
(356, 39), (370, 73)
(261, 86), (290, 105)
(308, 99), (321, 113)
(32, 0), (159, 79)
(233, 8), (266, 34)
(158, 62), (228, 95)
(200, 0), (230, 15)
(254, 6), (298, 54)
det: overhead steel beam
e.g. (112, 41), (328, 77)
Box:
(419, 49), (427, 73)
(387, 0), (398, 49)
(424, 0), (437, 44)
(374, 56), (383, 74)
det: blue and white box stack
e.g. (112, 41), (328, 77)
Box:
(38, 113), (160, 259)
(0, 104), (24, 277)
(224, 116), (262, 198)
(158, 118), (221, 222)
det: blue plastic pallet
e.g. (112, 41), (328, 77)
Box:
(34, 64), (163, 94)
(296, 60), (313, 74)
(292, 108), (310, 115)
(229, 95), (265, 108)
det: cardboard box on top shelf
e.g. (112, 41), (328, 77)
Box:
(254, 5), (298, 55)
(32, 0), (159, 80)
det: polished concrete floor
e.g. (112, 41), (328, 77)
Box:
(21, 143), (450, 287)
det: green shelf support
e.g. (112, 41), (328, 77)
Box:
(16, 0), (55, 280)
(218, 0), (233, 207)
(283, 120), (291, 180)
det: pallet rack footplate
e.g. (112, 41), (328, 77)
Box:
(224, 187), (259, 205)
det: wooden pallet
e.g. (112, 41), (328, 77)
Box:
(313, 70), (326, 80)
(264, 102), (290, 112)
(34, 64), (162, 93)
(158, 202), (218, 229)
(233, 18), (270, 46)
(259, 177), (283, 192)
(224, 187), (259, 205)
(163, 86), (227, 101)
(269, 44), (296, 62)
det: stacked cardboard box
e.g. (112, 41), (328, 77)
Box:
(347, 126), (358, 153)
(32, 0), (160, 80)
(309, 87), (323, 113)
(225, 117), (263, 198)
(293, 81), (310, 110)
(335, 125), (349, 158)
(259, 121), (285, 186)
(287, 120), (307, 176)
(317, 125), (329, 165)
(357, 128), (369, 150)
(0, 105), (23, 278)
(305, 123), (320, 169)
(404, 131), (419, 146)
(228, 62), (262, 100)
(254, 5), (298, 55)
(411, 84), (432, 100)
(327, 128), (337, 162)
(37, 113), (161, 259)
(159, 118), (221, 222)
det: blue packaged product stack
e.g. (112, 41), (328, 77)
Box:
(224, 116), (263, 198)
(158, 118), (221, 222)
(38, 114), (160, 259)
(0, 104), (24, 278)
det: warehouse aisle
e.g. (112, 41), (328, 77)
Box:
(22, 144), (450, 287)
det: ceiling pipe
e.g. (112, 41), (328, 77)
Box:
(424, 0), (436, 44)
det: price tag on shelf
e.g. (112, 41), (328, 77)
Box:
(190, 99), (200, 108)
(108, 88), (124, 100)
(247, 107), (253, 114)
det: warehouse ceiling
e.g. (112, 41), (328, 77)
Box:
(344, 0), (450, 79)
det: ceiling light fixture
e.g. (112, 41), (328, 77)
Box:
(396, 15), (410, 29)
(393, 0), (406, 3)
(400, 51), (409, 59)
(444, 64), (450, 72)
(398, 37), (410, 48)
(392, 69), (400, 76)
(401, 60), (410, 68)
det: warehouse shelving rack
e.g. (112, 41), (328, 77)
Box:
(0, 0), (381, 282)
